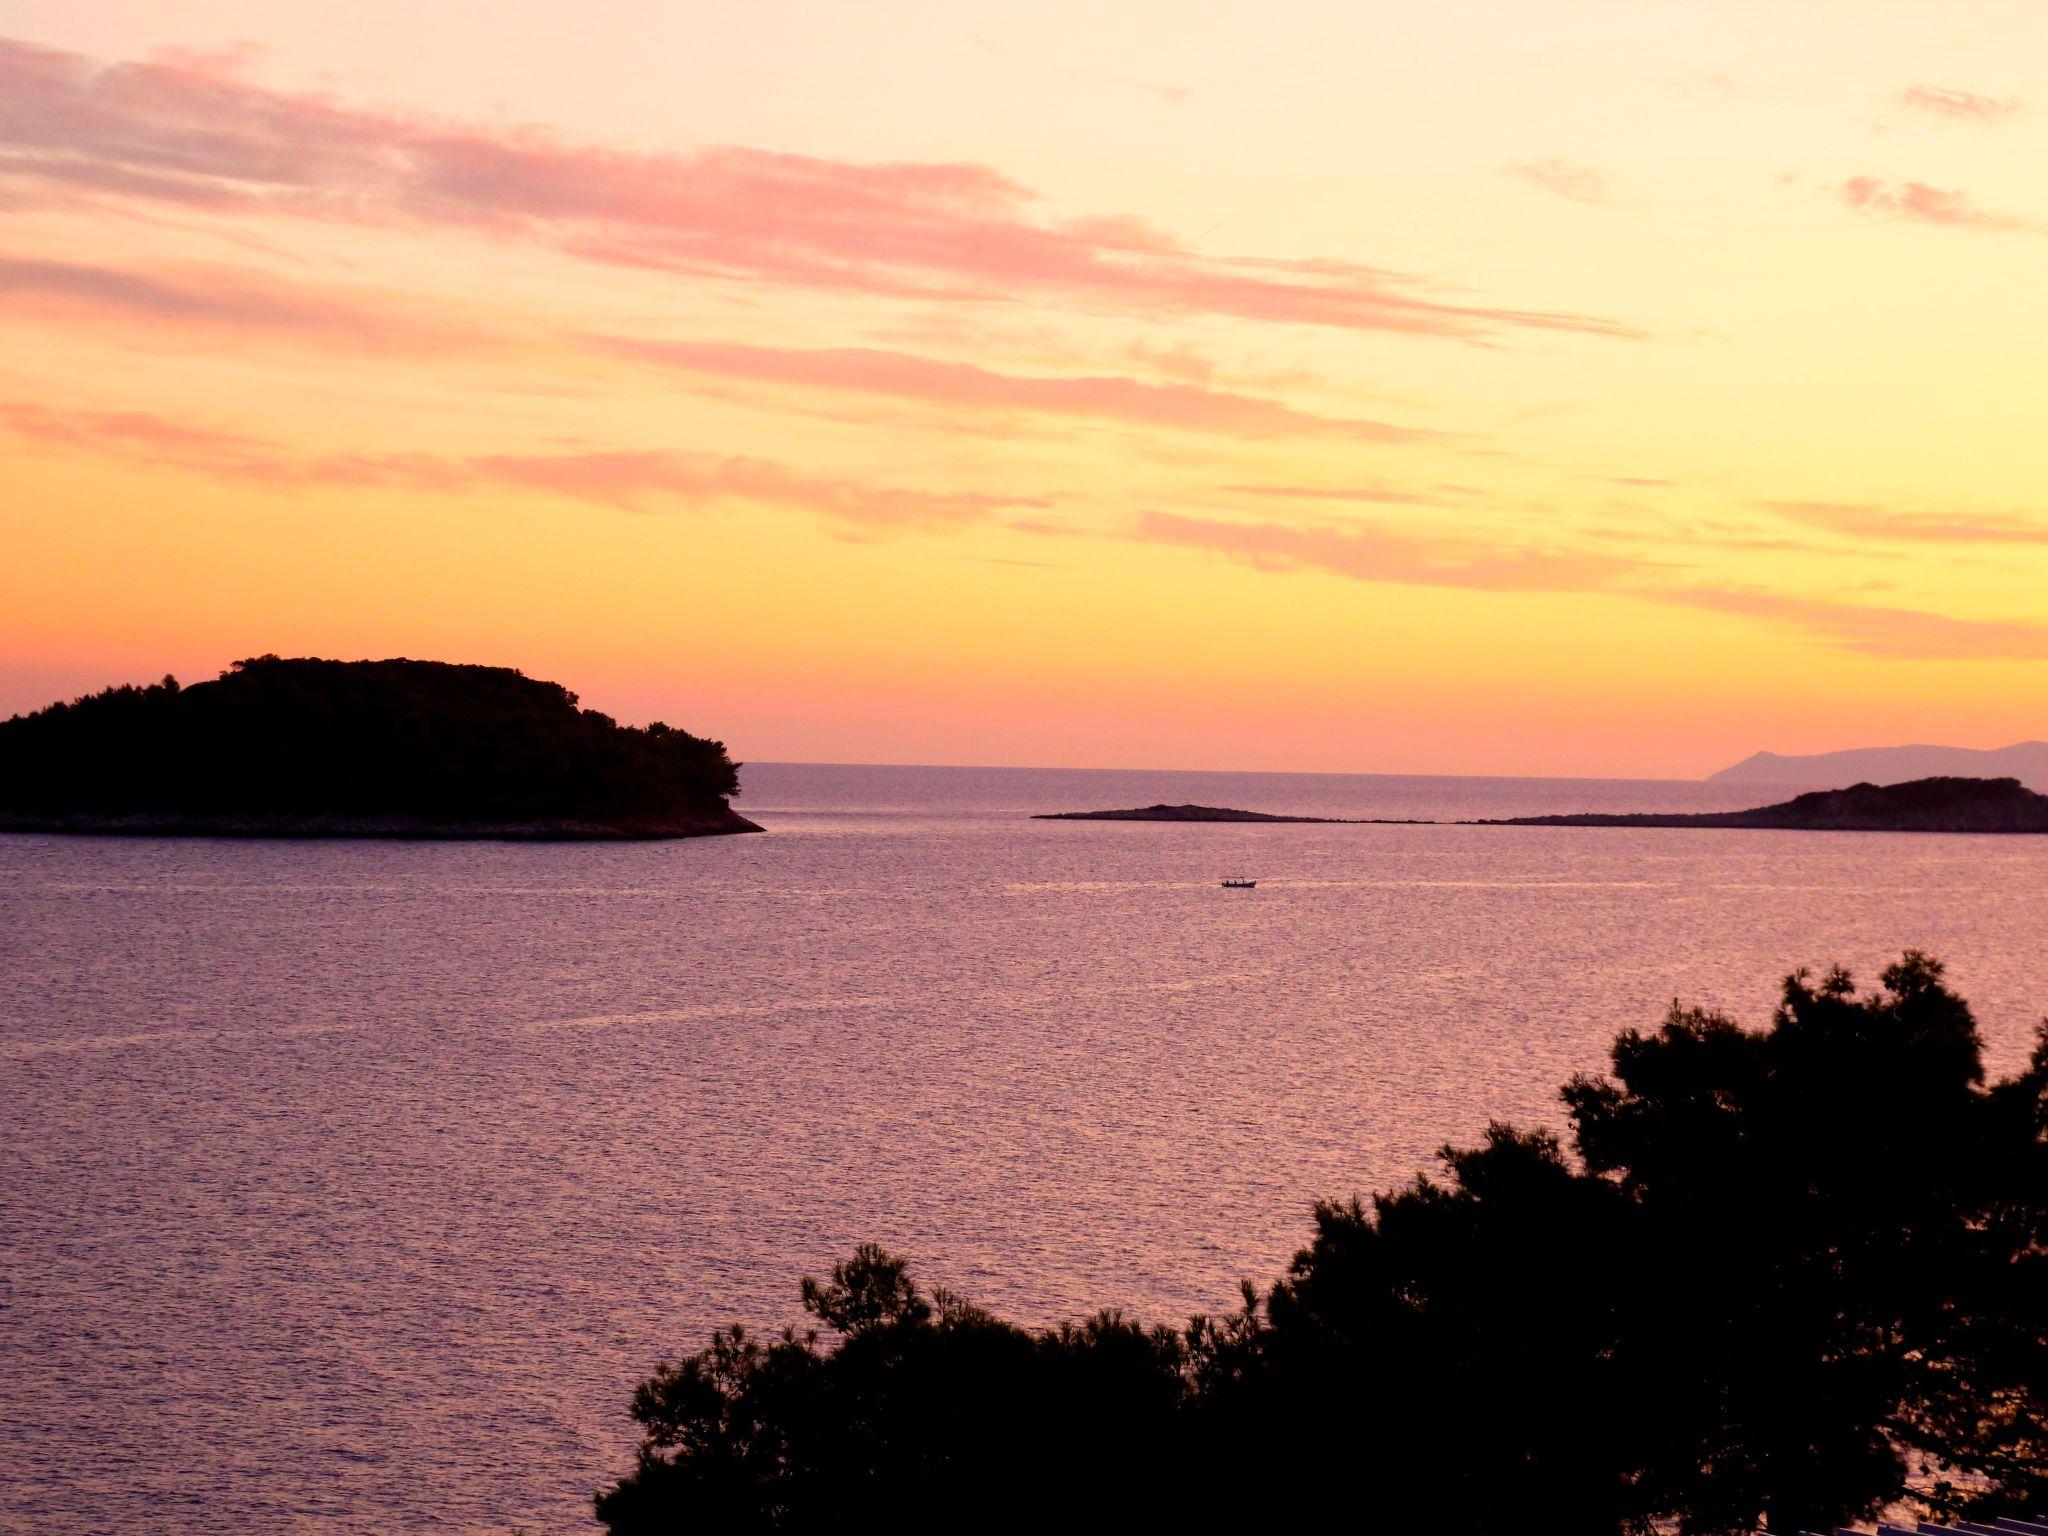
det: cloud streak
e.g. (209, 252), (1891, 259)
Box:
(0, 37), (1637, 342)
(1222, 482), (1484, 508)
(1895, 85), (2021, 124)
(1664, 585), (2048, 660)
(1134, 510), (1640, 594)
(0, 399), (265, 456)
(1838, 177), (2037, 233)
(15, 394), (2042, 657)
(0, 400), (1025, 531)
(592, 336), (1438, 442)
(1504, 157), (1620, 207)
(309, 450), (1024, 529)
(0, 251), (1446, 446)
(1119, 510), (2048, 659)
(1762, 499), (2048, 545)
(0, 254), (487, 352)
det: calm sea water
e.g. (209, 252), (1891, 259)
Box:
(7, 763), (2048, 1534)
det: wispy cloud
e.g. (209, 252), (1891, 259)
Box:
(1110, 510), (2048, 659)
(1761, 499), (2048, 544)
(1664, 585), (2048, 659)
(1895, 84), (2022, 124)
(0, 254), (488, 352)
(317, 450), (1025, 530)
(0, 399), (1026, 531)
(0, 37), (1637, 343)
(0, 399), (264, 457)
(590, 336), (1438, 442)
(1222, 482), (1483, 508)
(1837, 177), (2037, 232)
(1131, 510), (1638, 593)
(1504, 157), (1620, 207)
(0, 251), (1448, 447)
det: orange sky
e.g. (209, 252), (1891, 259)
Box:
(3, 0), (2046, 776)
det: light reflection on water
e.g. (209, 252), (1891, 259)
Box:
(6, 761), (2048, 1534)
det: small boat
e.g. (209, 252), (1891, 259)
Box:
(1221, 876), (1257, 889)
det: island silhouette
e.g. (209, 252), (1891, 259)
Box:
(1709, 740), (2048, 790)
(1033, 802), (1420, 824)
(1038, 777), (2048, 834)
(0, 655), (759, 839)
(1485, 775), (2048, 832)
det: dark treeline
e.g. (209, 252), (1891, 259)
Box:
(599, 956), (2048, 1535)
(0, 656), (743, 829)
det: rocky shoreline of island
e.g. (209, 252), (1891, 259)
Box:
(1034, 778), (2048, 834)
(1033, 802), (1428, 824)
(0, 807), (762, 840)
(0, 656), (761, 842)
(1476, 776), (2048, 833)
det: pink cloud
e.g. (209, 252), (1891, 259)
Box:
(591, 336), (1437, 441)
(0, 399), (264, 456)
(0, 254), (486, 352)
(1114, 509), (2048, 659)
(0, 37), (1637, 342)
(1663, 585), (2048, 659)
(0, 400), (1024, 531)
(1504, 157), (1619, 207)
(1761, 499), (2048, 544)
(1223, 482), (1481, 507)
(1132, 510), (1634, 593)
(307, 449), (1024, 529)
(1896, 85), (2022, 124)
(1, 251), (1428, 448)
(1837, 177), (2037, 232)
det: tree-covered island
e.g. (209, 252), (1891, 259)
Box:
(0, 656), (759, 839)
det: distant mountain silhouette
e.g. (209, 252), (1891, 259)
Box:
(1709, 741), (2048, 791)
(0, 655), (759, 839)
(1491, 776), (2048, 832)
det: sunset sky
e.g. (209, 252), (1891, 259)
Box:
(3, 0), (2046, 775)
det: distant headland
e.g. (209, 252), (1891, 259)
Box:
(1709, 740), (2048, 791)
(1035, 779), (2048, 834)
(1034, 802), (1423, 824)
(1485, 776), (2048, 833)
(0, 656), (760, 840)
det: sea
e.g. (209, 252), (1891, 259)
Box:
(6, 762), (2048, 1534)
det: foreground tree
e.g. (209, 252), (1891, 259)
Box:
(599, 955), (2048, 1534)
(594, 1246), (1190, 1533)
(1563, 954), (2047, 1531)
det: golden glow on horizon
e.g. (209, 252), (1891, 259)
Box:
(3, 1), (2046, 775)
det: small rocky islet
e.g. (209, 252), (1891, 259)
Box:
(1031, 802), (1413, 824)
(1038, 778), (2048, 834)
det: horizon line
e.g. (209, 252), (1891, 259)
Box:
(737, 757), (1731, 785)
